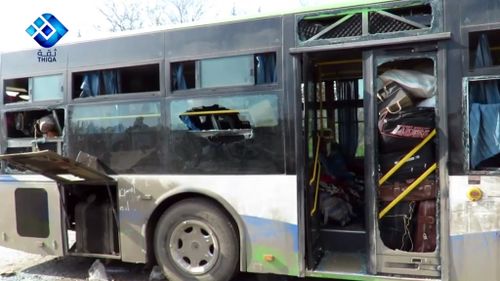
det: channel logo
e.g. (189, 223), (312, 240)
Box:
(26, 14), (68, 48)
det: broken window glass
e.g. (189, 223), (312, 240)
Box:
(168, 93), (284, 174)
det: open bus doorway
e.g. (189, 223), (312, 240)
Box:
(302, 46), (442, 278)
(302, 49), (368, 274)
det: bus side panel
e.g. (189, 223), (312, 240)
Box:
(449, 175), (500, 281)
(117, 175), (300, 276)
(0, 176), (64, 256)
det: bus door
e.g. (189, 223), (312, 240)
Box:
(301, 48), (367, 272)
(0, 150), (116, 256)
(365, 43), (447, 278)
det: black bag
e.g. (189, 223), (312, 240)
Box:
(378, 107), (435, 153)
(379, 142), (435, 180)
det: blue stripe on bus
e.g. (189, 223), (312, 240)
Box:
(242, 215), (299, 253)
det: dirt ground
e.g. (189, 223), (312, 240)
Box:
(0, 247), (319, 281)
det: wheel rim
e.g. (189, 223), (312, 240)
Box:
(168, 219), (220, 275)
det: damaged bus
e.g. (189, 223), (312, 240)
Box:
(0, 0), (498, 280)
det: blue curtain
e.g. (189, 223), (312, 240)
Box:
(470, 33), (500, 168)
(80, 72), (100, 97)
(256, 54), (277, 84)
(102, 70), (121, 94)
(180, 115), (200, 131)
(80, 70), (121, 97)
(337, 80), (359, 160)
(173, 64), (187, 90)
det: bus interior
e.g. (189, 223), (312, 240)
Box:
(304, 47), (440, 277)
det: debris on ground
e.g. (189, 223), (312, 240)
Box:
(0, 271), (16, 277)
(148, 266), (166, 281)
(88, 259), (109, 281)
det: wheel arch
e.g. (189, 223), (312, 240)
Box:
(145, 189), (247, 271)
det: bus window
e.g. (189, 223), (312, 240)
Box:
(5, 109), (64, 139)
(168, 93), (284, 174)
(200, 55), (255, 88)
(4, 74), (63, 104)
(469, 30), (500, 69)
(68, 101), (164, 173)
(171, 52), (277, 91)
(468, 79), (500, 170)
(72, 64), (160, 98)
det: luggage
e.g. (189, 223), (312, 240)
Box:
(378, 107), (435, 153)
(75, 196), (117, 254)
(378, 178), (437, 202)
(413, 200), (437, 252)
(379, 201), (416, 251)
(379, 142), (435, 180)
(377, 82), (415, 115)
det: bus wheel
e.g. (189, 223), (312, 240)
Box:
(154, 198), (239, 281)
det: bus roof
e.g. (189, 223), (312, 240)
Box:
(4, 0), (396, 54)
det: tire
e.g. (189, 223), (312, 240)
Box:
(154, 198), (239, 281)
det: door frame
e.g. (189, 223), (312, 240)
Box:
(363, 43), (449, 279)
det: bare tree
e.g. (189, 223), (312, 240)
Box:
(163, 0), (206, 24)
(99, 0), (145, 32)
(99, 0), (209, 32)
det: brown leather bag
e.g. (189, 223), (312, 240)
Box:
(378, 179), (437, 202)
(413, 200), (437, 252)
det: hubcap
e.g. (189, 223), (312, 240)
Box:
(168, 219), (220, 275)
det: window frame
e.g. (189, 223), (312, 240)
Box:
(464, 25), (500, 77)
(463, 75), (500, 174)
(165, 90), (286, 174)
(69, 60), (164, 102)
(168, 48), (281, 95)
(2, 72), (65, 107)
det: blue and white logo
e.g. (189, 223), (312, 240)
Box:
(26, 14), (68, 48)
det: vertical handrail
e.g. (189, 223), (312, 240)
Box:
(309, 83), (325, 216)
(310, 165), (322, 216)
(309, 136), (321, 186)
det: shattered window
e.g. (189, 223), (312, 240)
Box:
(167, 93), (284, 174)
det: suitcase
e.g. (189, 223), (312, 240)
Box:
(379, 142), (435, 180)
(379, 201), (416, 251)
(378, 178), (437, 202)
(378, 107), (435, 153)
(75, 198), (117, 254)
(377, 82), (415, 115)
(413, 200), (437, 252)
